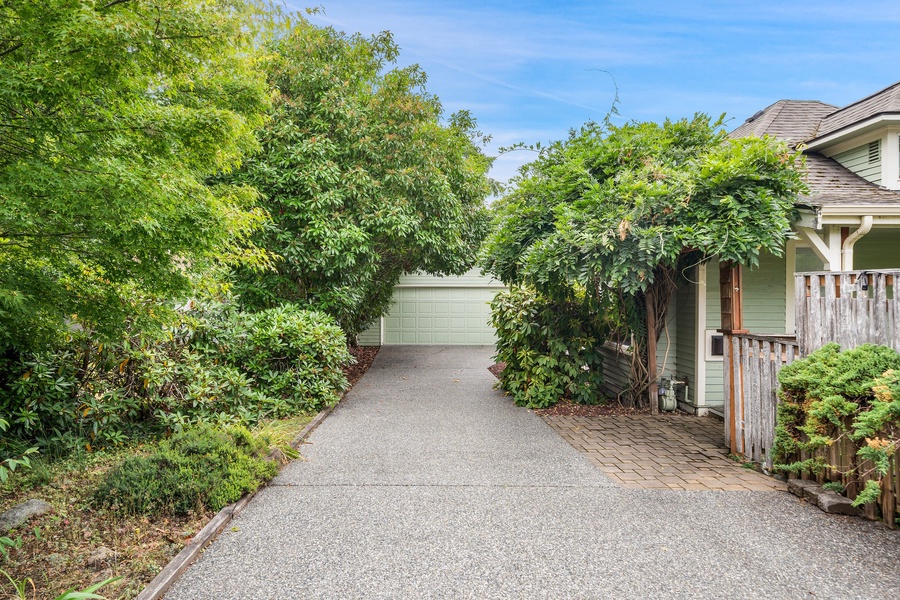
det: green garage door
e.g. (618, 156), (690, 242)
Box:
(357, 269), (503, 345)
(383, 287), (498, 345)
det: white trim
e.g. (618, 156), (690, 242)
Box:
(819, 215), (900, 226)
(885, 129), (900, 190)
(805, 114), (900, 152)
(694, 263), (708, 408)
(379, 315), (384, 346)
(818, 128), (888, 157)
(603, 339), (634, 355)
(785, 240), (797, 334)
(394, 282), (507, 289)
(795, 226), (840, 270)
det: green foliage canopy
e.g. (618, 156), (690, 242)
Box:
(481, 115), (805, 299)
(229, 19), (493, 338)
(0, 0), (275, 350)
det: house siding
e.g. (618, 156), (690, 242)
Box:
(741, 253), (788, 333)
(705, 266), (724, 407)
(599, 295), (678, 404)
(702, 252), (788, 407)
(832, 142), (882, 185)
(357, 322), (381, 346)
(673, 274), (698, 408)
(599, 345), (632, 402)
(853, 229), (900, 269)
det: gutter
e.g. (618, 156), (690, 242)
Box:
(841, 215), (874, 270)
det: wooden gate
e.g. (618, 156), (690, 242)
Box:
(723, 333), (800, 469)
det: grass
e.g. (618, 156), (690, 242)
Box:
(0, 415), (313, 600)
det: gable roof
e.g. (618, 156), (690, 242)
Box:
(729, 84), (900, 210)
(816, 81), (900, 138)
(729, 100), (836, 145)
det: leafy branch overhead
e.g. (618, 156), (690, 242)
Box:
(0, 0), (276, 349)
(228, 19), (493, 338)
(481, 115), (806, 298)
(481, 114), (806, 406)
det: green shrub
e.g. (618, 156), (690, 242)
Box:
(95, 425), (277, 515)
(229, 305), (351, 413)
(773, 343), (900, 507)
(0, 299), (352, 455)
(490, 287), (606, 408)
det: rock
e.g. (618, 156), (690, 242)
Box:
(786, 478), (817, 498)
(0, 499), (52, 532)
(86, 546), (119, 569)
(817, 491), (861, 516)
(803, 484), (824, 503)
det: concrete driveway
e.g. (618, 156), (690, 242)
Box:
(165, 346), (900, 600)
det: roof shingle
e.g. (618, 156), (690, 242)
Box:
(802, 153), (900, 206)
(817, 81), (900, 137)
(729, 100), (836, 145)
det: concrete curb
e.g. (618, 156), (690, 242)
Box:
(135, 404), (337, 600)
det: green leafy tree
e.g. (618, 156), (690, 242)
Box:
(0, 0), (276, 351)
(482, 115), (805, 403)
(229, 19), (493, 339)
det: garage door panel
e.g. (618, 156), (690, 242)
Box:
(383, 286), (499, 345)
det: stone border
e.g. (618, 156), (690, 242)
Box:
(786, 478), (861, 517)
(135, 405), (336, 600)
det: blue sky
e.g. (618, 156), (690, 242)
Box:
(288, 1), (900, 183)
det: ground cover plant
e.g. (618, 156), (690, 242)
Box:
(773, 343), (900, 509)
(96, 425), (277, 516)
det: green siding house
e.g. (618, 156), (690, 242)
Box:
(603, 82), (900, 415)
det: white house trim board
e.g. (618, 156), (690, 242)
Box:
(885, 129), (900, 190)
(694, 262), (708, 412)
(804, 114), (900, 152)
(785, 240), (797, 334)
(795, 225), (841, 270)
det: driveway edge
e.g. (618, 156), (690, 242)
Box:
(134, 404), (336, 600)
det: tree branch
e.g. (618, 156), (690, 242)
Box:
(0, 42), (22, 58)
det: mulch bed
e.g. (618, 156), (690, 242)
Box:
(345, 345), (379, 387)
(488, 361), (650, 417)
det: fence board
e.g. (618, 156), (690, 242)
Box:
(729, 270), (900, 525)
(726, 333), (799, 471)
(796, 271), (900, 353)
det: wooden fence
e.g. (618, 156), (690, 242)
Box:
(787, 421), (899, 528)
(795, 270), (900, 354)
(723, 333), (800, 469)
(724, 270), (900, 525)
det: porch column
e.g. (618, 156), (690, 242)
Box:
(719, 262), (748, 454)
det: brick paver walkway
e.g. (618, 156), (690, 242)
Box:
(543, 414), (786, 491)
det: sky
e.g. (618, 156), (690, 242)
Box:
(286, 0), (900, 184)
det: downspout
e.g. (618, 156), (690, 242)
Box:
(841, 215), (873, 271)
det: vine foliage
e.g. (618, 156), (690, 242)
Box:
(481, 115), (805, 405)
